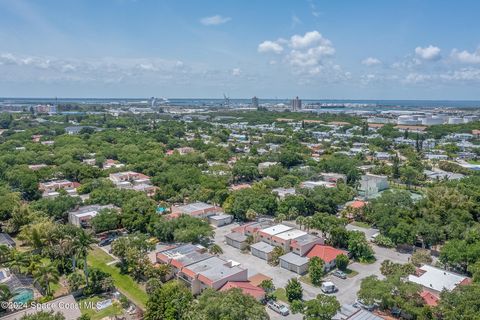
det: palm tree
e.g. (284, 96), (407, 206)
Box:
(296, 216), (305, 230)
(0, 244), (11, 264)
(274, 213), (286, 223)
(72, 229), (95, 286)
(32, 261), (60, 296)
(208, 244), (223, 255)
(0, 284), (11, 310)
(7, 250), (29, 274)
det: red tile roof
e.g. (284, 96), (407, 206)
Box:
(349, 200), (366, 209)
(248, 273), (272, 287)
(306, 245), (347, 263)
(420, 290), (439, 307)
(220, 281), (265, 300)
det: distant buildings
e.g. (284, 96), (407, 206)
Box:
(65, 126), (101, 135)
(358, 174), (389, 199)
(68, 204), (117, 228)
(292, 96), (302, 111)
(38, 180), (80, 198)
(109, 171), (157, 197)
(103, 159), (125, 170)
(252, 96), (259, 109)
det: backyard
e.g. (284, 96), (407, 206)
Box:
(87, 247), (148, 309)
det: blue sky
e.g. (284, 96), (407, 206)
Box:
(1, 0), (480, 99)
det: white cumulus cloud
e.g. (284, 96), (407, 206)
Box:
(231, 68), (241, 76)
(258, 41), (284, 54)
(362, 57), (382, 66)
(258, 30), (336, 77)
(415, 45), (441, 61)
(451, 48), (480, 64)
(200, 15), (231, 26)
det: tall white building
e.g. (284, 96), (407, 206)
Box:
(292, 96), (302, 111)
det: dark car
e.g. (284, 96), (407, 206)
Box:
(98, 237), (114, 247)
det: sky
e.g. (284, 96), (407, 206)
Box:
(1, 0), (480, 100)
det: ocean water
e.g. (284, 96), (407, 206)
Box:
(1, 97), (480, 109)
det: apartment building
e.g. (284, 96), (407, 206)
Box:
(38, 180), (80, 198)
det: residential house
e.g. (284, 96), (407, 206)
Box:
(306, 244), (348, 271)
(178, 256), (248, 295)
(168, 202), (222, 219)
(321, 173), (347, 184)
(300, 180), (336, 189)
(156, 244), (211, 280)
(219, 281), (265, 301)
(208, 214), (233, 227)
(407, 265), (471, 295)
(68, 204), (117, 228)
(38, 180), (80, 198)
(258, 162), (279, 173)
(109, 171), (157, 197)
(358, 174), (389, 199)
(103, 159), (125, 170)
(272, 187), (296, 199)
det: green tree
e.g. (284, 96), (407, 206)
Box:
(335, 254), (349, 271)
(67, 272), (85, 292)
(32, 261), (60, 296)
(144, 280), (193, 320)
(72, 229), (95, 286)
(347, 231), (375, 262)
(411, 249), (432, 267)
(303, 294), (341, 320)
(285, 278), (303, 302)
(184, 288), (269, 320)
(270, 246), (285, 266)
(308, 256), (325, 286)
(437, 283), (480, 319)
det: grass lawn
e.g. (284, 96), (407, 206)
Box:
(299, 274), (322, 287)
(345, 268), (359, 278)
(78, 296), (123, 320)
(468, 160), (480, 165)
(351, 221), (370, 228)
(87, 247), (148, 310)
(273, 288), (288, 303)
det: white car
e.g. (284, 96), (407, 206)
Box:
(267, 301), (290, 316)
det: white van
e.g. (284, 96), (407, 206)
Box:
(321, 281), (337, 294)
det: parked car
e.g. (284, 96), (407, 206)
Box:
(321, 281), (337, 293)
(333, 270), (347, 279)
(267, 301), (290, 316)
(354, 299), (376, 311)
(99, 237), (114, 247)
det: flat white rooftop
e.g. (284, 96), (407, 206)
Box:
(260, 224), (292, 236)
(275, 229), (307, 241)
(408, 265), (468, 293)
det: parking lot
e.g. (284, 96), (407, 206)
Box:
(214, 223), (411, 319)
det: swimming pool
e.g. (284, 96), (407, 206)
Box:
(12, 288), (34, 304)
